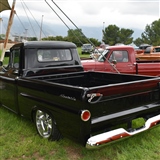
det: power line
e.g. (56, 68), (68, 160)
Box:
(45, 0), (83, 45)
(51, 0), (95, 47)
(15, 13), (26, 31)
(20, 0), (37, 37)
(21, 0), (47, 38)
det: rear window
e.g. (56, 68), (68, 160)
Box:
(37, 49), (72, 62)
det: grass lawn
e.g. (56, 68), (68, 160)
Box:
(77, 47), (91, 58)
(0, 107), (160, 160)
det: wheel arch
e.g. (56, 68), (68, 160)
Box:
(31, 105), (56, 125)
(31, 105), (62, 141)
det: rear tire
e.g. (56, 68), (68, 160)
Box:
(35, 109), (61, 141)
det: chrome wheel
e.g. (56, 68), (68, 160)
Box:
(35, 110), (52, 138)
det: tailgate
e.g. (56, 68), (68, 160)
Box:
(84, 77), (160, 147)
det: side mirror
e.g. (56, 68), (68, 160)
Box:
(0, 61), (3, 66)
(5, 50), (10, 57)
(112, 59), (117, 65)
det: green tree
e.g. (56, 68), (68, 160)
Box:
(102, 25), (134, 45)
(133, 38), (144, 47)
(103, 25), (120, 45)
(27, 37), (38, 41)
(0, 34), (5, 40)
(134, 19), (160, 46)
(119, 28), (133, 44)
(54, 36), (64, 41)
(41, 32), (101, 47)
(89, 38), (101, 46)
(142, 19), (160, 45)
(41, 35), (68, 42)
(42, 36), (56, 41)
(67, 29), (86, 47)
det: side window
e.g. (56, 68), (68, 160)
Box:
(12, 48), (20, 69)
(109, 51), (129, 62)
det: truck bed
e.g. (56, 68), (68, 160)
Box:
(27, 71), (160, 120)
(29, 71), (158, 88)
(25, 71), (160, 146)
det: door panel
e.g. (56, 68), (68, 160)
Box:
(0, 47), (20, 113)
(107, 50), (136, 74)
(0, 74), (18, 113)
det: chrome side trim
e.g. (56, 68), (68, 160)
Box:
(86, 114), (160, 148)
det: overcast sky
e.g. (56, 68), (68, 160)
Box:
(0, 0), (160, 39)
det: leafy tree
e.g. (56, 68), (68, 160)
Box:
(42, 36), (56, 41)
(0, 34), (5, 40)
(119, 28), (133, 44)
(27, 37), (38, 41)
(133, 38), (144, 47)
(103, 25), (120, 45)
(67, 29), (86, 47)
(89, 38), (101, 46)
(42, 35), (70, 42)
(54, 36), (64, 41)
(102, 25), (134, 45)
(67, 29), (100, 47)
(134, 19), (160, 46)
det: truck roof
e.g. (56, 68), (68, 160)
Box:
(11, 41), (77, 49)
(106, 45), (134, 50)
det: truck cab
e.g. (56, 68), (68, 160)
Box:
(82, 46), (137, 74)
(82, 45), (160, 76)
(0, 41), (83, 113)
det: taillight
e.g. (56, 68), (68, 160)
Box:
(81, 110), (91, 121)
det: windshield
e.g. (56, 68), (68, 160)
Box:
(82, 44), (92, 48)
(97, 50), (109, 62)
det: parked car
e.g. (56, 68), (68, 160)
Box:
(81, 43), (93, 54)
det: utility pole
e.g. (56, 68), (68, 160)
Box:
(0, 0), (16, 62)
(102, 22), (105, 43)
(39, 15), (44, 41)
(25, 29), (28, 41)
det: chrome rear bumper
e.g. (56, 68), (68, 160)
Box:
(86, 114), (160, 148)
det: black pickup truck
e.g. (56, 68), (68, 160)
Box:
(0, 41), (160, 148)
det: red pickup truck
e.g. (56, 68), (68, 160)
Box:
(82, 46), (160, 76)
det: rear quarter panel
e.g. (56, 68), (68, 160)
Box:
(17, 78), (91, 144)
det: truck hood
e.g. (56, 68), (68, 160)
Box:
(81, 59), (96, 63)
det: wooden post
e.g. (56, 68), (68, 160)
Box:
(0, 0), (16, 62)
